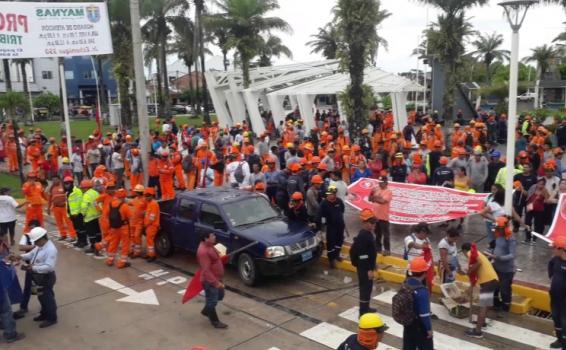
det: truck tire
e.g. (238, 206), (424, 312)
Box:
(237, 253), (258, 286)
(155, 230), (174, 257)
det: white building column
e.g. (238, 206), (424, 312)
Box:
(296, 94), (316, 131)
(267, 93), (286, 129)
(243, 90), (266, 135)
(205, 72), (232, 128)
(390, 92), (408, 132)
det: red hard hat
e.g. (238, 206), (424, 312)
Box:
(80, 180), (92, 189)
(115, 188), (127, 199)
(291, 192), (303, 201)
(63, 176), (74, 183)
(311, 175), (323, 184)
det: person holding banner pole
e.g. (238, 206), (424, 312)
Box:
(369, 176), (392, 256)
(548, 236), (566, 349)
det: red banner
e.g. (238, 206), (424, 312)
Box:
(544, 193), (566, 242)
(346, 179), (488, 225)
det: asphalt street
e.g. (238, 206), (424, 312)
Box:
(3, 212), (556, 350)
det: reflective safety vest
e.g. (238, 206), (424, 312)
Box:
(68, 187), (83, 216)
(81, 189), (100, 223)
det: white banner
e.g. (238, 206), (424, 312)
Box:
(0, 2), (113, 59)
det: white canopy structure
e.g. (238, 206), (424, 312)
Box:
(205, 60), (423, 134)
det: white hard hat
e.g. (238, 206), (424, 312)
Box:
(29, 227), (47, 243)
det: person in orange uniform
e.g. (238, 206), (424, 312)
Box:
(59, 136), (69, 158)
(194, 142), (217, 188)
(171, 146), (186, 190)
(47, 137), (60, 175)
(48, 176), (76, 241)
(94, 181), (116, 252)
(129, 185), (147, 258)
(22, 172), (46, 232)
(6, 136), (18, 172)
(143, 187), (160, 262)
(159, 152), (175, 200)
(106, 188), (131, 268)
(27, 139), (43, 173)
(129, 148), (143, 190)
(341, 145), (352, 184)
(451, 124), (464, 148)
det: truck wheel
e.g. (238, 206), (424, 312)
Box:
(238, 253), (258, 286)
(155, 231), (174, 257)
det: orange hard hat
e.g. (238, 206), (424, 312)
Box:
(299, 157), (307, 166)
(359, 208), (375, 222)
(311, 156), (321, 163)
(304, 143), (314, 151)
(458, 149), (467, 156)
(351, 144), (361, 152)
(439, 156), (448, 165)
(409, 257), (429, 273)
(342, 145), (350, 152)
(63, 176), (74, 183)
(311, 175), (323, 184)
(434, 140), (442, 148)
(115, 188), (127, 199)
(553, 236), (566, 249)
(80, 180), (92, 189)
(513, 180), (522, 189)
(289, 163), (301, 172)
(291, 192), (303, 201)
(254, 182), (265, 191)
(318, 163), (328, 171)
(247, 145), (254, 153)
(27, 171), (38, 178)
(131, 148), (140, 156)
(144, 188), (155, 196)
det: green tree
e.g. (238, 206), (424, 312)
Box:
(334, 0), (390, 138)
(419, 0), (487, 120)
(523, 44), (560, 81)
(257, 34), (292, 67)
(12, 59), (32, 122)
(0, 91), (28, 120)
(469, 32), (509, 84)
(33, 92), (60, 116)
(210, 27), (231, 71)
(307, 24), (339, 60)
(208, 0), (292, 88)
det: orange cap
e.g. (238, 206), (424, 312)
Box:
(359, 208), (375, 222)
(289, 163), (301, 172)
(311, 175), (323, 184)
(409, 257), (429, 273)
(80, 180), (92, 189)
(291, 192), (303, 201)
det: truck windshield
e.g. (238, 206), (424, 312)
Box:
(223, 197), (279, 227)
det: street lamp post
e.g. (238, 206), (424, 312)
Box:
(499, 0), (538, 215)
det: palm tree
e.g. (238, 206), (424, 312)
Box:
(142, 0), (189, 116)
(417, 0), (487, 120)
(334, 0), (390, 138)
(13, 59), (32, 122)
(208, 0), (292, 88)
(210, 27), (231, 71)
(469, 32), (510, 84)
(257, 35), (292, 67)
(172, 16), (197, 108)
(523, 44), (560, 80)
(307, 24), (339, 60)
(2, 59), (12, 92)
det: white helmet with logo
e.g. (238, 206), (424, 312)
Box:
(29, 227), (47, 244)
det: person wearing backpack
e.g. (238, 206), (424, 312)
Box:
(397, 257), (433, 350)
(225, 153), (250, 189)
(105, 188), (131, 269)
(350, 209), (378, 317)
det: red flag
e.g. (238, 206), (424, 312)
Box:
(469, 243), (479, 286)
(423, 246), (434, 292)
(95, 107), (101, 136)
(181, 255), (229, 304)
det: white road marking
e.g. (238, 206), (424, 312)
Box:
(94, 277), (159, 305)
(300, 322), (398, 349)
(373, 290), (553, 350)
(340, 307), (490, 350)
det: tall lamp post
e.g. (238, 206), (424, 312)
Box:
(499, 0), (538, 215)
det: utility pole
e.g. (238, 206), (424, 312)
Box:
(195, 0), (210, 124)
(130, 0), (149, 185)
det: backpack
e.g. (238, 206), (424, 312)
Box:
(182, 154), (193, 172)
(234, 162), (245, 183)
(349, 236), (360, 267)
(109, 202), (125, 229)
(392, 283), (420, 326)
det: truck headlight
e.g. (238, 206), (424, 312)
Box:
(265, 246), (286, 258)
(314, 231), (324, 244)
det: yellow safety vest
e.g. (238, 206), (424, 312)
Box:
(81, 189), (100, 223)
(68, 187), (83, 216)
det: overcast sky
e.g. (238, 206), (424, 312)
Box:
(207, 0), (565, 74)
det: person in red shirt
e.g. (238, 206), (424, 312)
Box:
(197, 232), (227, 329)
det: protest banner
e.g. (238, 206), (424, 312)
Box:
(0, 2), (113, 59)
(347, 178), (488, 225)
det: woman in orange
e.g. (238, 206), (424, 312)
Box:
(341, 145), (351, 184)
(194, 142), (218, 188)
(6, 136), (18, 172)
(47, 137), (60, 175)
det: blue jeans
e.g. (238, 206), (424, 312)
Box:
(0, 289), (16, 340)
(203, 282), (224, 310)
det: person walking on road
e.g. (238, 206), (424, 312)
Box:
(105, 189), (131, 268)
(0, 239), (25, 343)
(0, 187), (24, 246)
(80, 180), (101, 253)
(22, 172), (46, 233)
(197, 232), (228, 329)
(143, 188), (160, 262)
(350, 209), (378, 317)
(461, 242), (499, 338)
(548, 236), (566, 349)
(401, 257), (433, 350)
(16, 227), (58, 328)
(337, 313), (388, 350)
(316, 185), (345, 269)
(48, 177), (76, 242)
(369, 176), (392, 256)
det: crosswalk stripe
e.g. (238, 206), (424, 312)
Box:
(300, 321), (398, 349)
(373, 290), (553, 350)
(340, 306), (491, 350)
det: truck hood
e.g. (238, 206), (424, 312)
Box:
(232, 219), (314, 247)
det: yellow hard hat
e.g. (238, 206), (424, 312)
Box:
(286, 142), (294, 149)
(359, 313), (386, 330)
(62, 157), (70, 163)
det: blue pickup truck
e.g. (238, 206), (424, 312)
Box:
(156, 188), (323, 285)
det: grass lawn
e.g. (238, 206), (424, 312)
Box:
(0, 172), (23, 198)
(26, 114), (216, 141)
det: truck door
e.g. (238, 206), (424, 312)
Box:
(175, 198), (198, 251)
(195, 203), (230, 251)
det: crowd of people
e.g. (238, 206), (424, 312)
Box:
(0, 106), (564, 348)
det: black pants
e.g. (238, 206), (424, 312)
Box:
(494, 271), (514, 311)
(525, 210), (545, 241)
(84, 220), (101, 246)
(403, 319), (433, 350)
(72, 214), (86, 245)
(358, 269), (373, 316)
(326, 226), (344, 261)
(550, 292), (566, 349)
(374, 220), (390, 252)
(0, 220), (15, 241)
(35, 272), (57, 322)
(20, 271), (32, 311)
(148, 176), (161, 199)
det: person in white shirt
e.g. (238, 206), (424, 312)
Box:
(329, 171), (348, 201)
(111, 145), (125, 187)
(438, 228), (461, 283)
(224, 154), (250, 189)
(0, 188), (23, 246)
(404, 222), (431, 262)
(71, 152), (84, 183)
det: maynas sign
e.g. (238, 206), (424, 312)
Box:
(35, 5), (101, 23)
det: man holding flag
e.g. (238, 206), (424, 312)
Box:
(461, 242), (499, 339)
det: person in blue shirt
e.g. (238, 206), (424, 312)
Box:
(403, 257), (433, 350)
(351, 160), (372, 184)
(0, 238), (24, 343)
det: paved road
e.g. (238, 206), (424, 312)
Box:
(3, 213), (556, 350)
